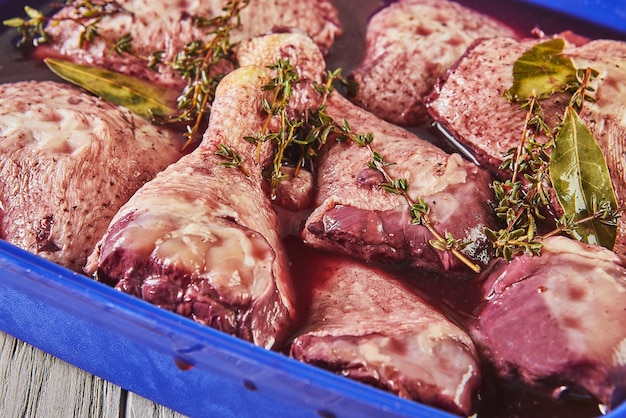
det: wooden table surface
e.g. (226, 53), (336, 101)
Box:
(0, 331), (186, 418)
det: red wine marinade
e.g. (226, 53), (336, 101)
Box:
(283, 235), (604, 418)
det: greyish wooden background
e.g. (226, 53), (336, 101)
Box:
(0, 331), (186, 417)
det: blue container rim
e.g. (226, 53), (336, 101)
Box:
(0, 240), (461, 418)
(516, 0), (626, 34)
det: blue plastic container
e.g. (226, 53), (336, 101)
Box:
(519, 0), (626, 34)
(1, 0), (626, 417)
(0, 241), (454, 418)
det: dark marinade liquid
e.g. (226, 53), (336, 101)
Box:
(284, 236), (604, 418)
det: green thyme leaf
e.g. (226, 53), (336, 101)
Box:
(44, 58), (179, 120)
(216, 143), (243, 168)
(2, 17), (26, 27)
(110, 33), (132, 56)
(24, 5), (44, 20)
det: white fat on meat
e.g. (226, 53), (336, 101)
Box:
(86, 66), (296, 349)
(0, 80), (184, 272)
(290, 255), (481, 416)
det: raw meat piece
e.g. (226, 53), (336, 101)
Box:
(237, 31), (329, 239)
(470, 236), (626, 410)
(85, 66), (297, 349)
(0, 80), (184, 272)
(347, 0), (517, 126)
(236, 31), (328, 115)
(290, 253), (481, 416)
(427, 35), (626, 256)
(271, 167), (315, 212)
(37, 0), (342, 89)
(303, 92), (497, 273)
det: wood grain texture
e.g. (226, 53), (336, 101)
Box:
(0, 332), (187, 418)
(126, 394), (187, 418)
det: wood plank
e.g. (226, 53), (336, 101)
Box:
(0, 331), (188, 417)
(0, 332), (121, 417)
(126, 393), (188, 418)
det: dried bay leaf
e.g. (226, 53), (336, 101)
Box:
(44, 58), (179, 120)
(505, 38), (578, 102)
(549, 107), (618, 249)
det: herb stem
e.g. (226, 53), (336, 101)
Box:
(543, 206), (624, 240)
(429, 225), (481, 273)
(576, 67), (593, 114)
(180, 29), (229, 151)
(512, 94), (537, 184)
(367, 144), (481, 273)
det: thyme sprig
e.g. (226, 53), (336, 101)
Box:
(281, 61), (479, 270)
(341, 121), (480, 273)
(226, 60), (480, 272)
(239, 58), (301, 194)
(3, 1), (131, 48)
(240, 62), (355, 198)
(5, 0), (251, 152)
(168, 0), (250, 150)
(543, 195), (620, 239)
(215, 143), (248, 176)
(485, 94), (552, 260)
(486, 64), (620, 261)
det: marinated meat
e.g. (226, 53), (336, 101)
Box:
(470, 236), (626, 410)
(290, 253), (481, 416)
(271, 167), (316, 213)
(86, 31), (329, 348)
(0, 80), (184, 272)
(36, 0), (342, 90)
(303, 92), (497, 273)
(85, 66), (299, 349)
(237, 31), (330, 237)
(427, 36), (626, 256)
(347, 0), (517, 126)
(236, 31), (328, 114)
